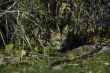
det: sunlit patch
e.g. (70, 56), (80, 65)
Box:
(60, 2), (70, 14)
(52, 65), (62, 70)
(104, 62), (110, 65)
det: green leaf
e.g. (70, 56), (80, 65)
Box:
(5, 44), (14, 53)
(34, 47), (39, 52)
(51, 44), (60, 50)
(21, 50), (26, 58)
(16, 49), (26, 59)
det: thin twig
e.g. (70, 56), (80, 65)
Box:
(0, 31), (6, 47)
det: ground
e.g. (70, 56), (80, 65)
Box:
(0, 50), (110, 73)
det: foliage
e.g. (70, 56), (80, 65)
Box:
(0, 51), (110, 73)
(0, 0), (110, 72)
(0, 0), (109, 51)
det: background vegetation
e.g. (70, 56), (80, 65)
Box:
(0, 0), (110, 73)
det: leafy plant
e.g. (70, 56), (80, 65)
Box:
(5, 44), (14, 54)
(15, 49), (26, 59)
